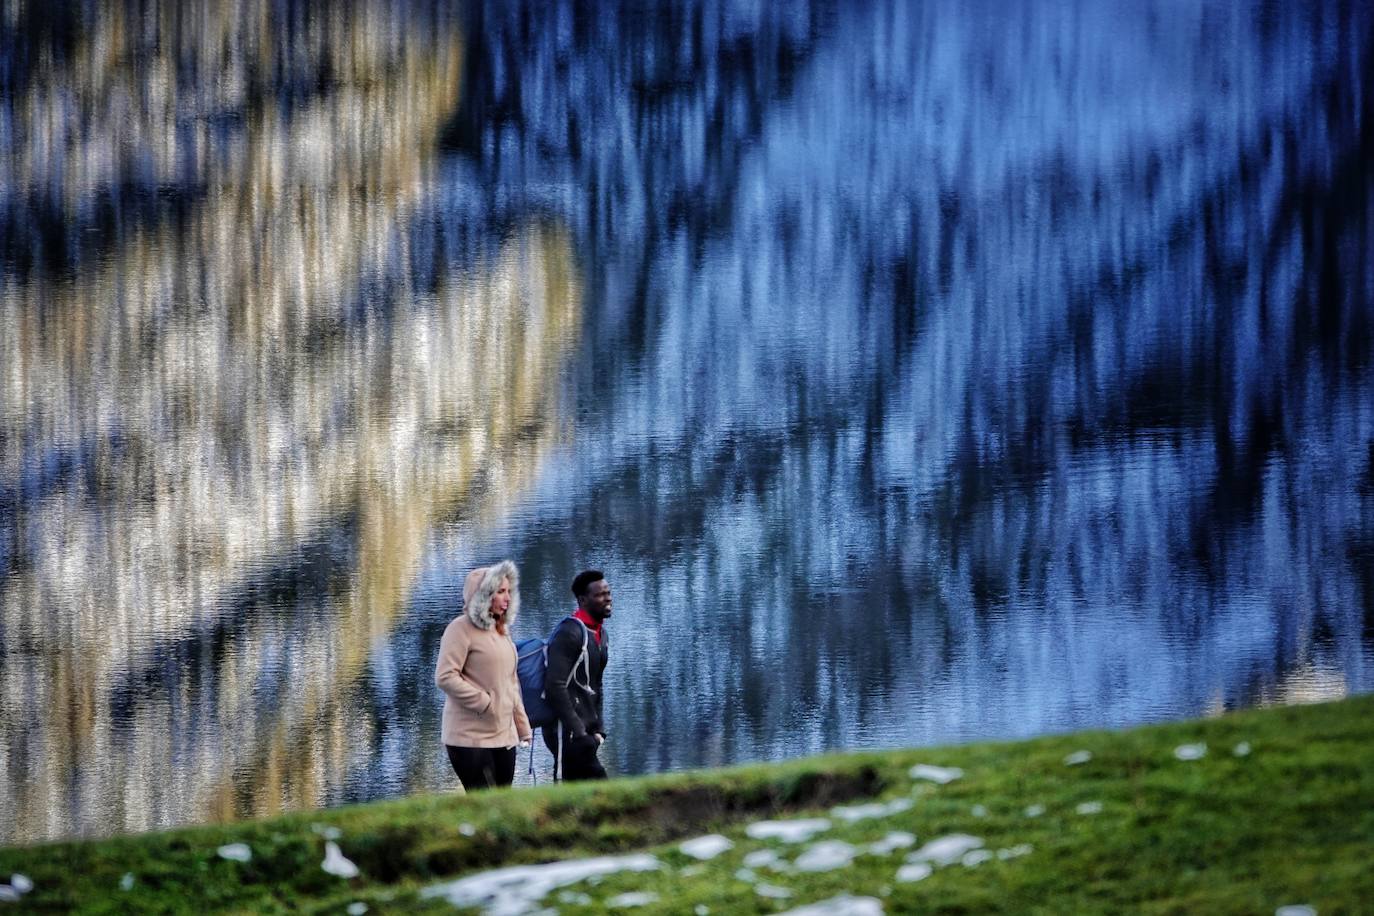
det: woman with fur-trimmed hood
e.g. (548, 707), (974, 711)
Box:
(435, 560), (532, 791)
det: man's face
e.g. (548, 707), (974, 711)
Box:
(581, 579), (612, 621)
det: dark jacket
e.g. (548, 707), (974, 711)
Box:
(543, 616), (608, 739)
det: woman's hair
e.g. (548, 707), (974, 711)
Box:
(463, 560), (520, 632)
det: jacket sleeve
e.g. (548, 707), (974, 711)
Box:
(591, 642), (606, 736)
(543, 621), (587, 738)
(435, 619), (493, 714)
(510, 650), (532, 742)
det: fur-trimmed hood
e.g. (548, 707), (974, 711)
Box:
(462, 560), (520, 630)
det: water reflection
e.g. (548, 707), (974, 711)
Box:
(0, 0), (581, 843)
(2, 0), (1373, 844)
(425, 0), (1373, 772)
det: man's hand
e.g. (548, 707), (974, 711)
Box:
(593, 733), (605, 746)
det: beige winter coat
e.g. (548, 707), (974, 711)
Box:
(435, 561), (533, 748)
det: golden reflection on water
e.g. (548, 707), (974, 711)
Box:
(0, 1), (582, 842)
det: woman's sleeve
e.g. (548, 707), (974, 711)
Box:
(511, 659), (532, 741)
(435, 620), (492, 713)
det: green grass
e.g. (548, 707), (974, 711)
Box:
(3, 695), (1372, 914)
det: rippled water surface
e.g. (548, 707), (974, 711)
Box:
(2, 0), (1372, 844)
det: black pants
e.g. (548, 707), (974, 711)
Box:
(542, 725), (607, 781)
(446, 745), (517, 791)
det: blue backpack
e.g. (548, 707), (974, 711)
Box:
(516, 616), (592, 729)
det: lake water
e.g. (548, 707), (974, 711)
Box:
(2, 0), (1372, 844)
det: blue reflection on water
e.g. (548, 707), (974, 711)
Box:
(406, 0), (1374, 774)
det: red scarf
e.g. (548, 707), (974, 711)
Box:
(572, 608), (604, 645)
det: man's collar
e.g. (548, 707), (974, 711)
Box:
(572, 608), (603, 631)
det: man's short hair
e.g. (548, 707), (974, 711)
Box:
(571, 569), (605, 599)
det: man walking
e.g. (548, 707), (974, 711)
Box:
(543, 569), (611, 780)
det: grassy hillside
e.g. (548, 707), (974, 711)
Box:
(2, 695), (1371, 914)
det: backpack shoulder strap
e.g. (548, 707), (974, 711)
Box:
(558, 615), (595, 694)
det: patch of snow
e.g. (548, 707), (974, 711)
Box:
(119, 873), (135, 891)
(757, 883), (795, 899)
(346, 903), (368, 916)
(1023, 804), (1045, 818)
(459, 823), (478, 837)
(1234, 742), (1253, 757)
(906, 834), (984, 867)
(1063, 750), (1092, 766)
(322, 842), (360, 879)
(680, 865), (706, 877)
(0, 886), (19, 903)
(744, 849), (787, 870)
(1275, 907), (1316, 916)
(421, 854), (660, 916)
(746, 818), (832, 843)
(868, 832), (917, 856)
(896, 862), (933, 883)
(778, 894), (885, 916)
(558, 892), (592, 905)
(217, 843), (252, 863)
(734, 868), (758, 883)
(680, 835), (733, 860)
(1076, 802), (1103, 816)
(311, 824), (342, 841)
(831, 798), (913, 822)
(607, 892), (658, 908)
(909, 764), (963, 784)
(970, 805), (988, 818)
(9, 876), (31, 895)
(694, 906), (710, 916)
(1174, 743), (1207, 761)
(793, 841), (859, 873)
(961, 850), (993, 867)
(998, 844), (1034, 860)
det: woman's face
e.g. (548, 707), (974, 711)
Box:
(491, 578), (512, 619)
